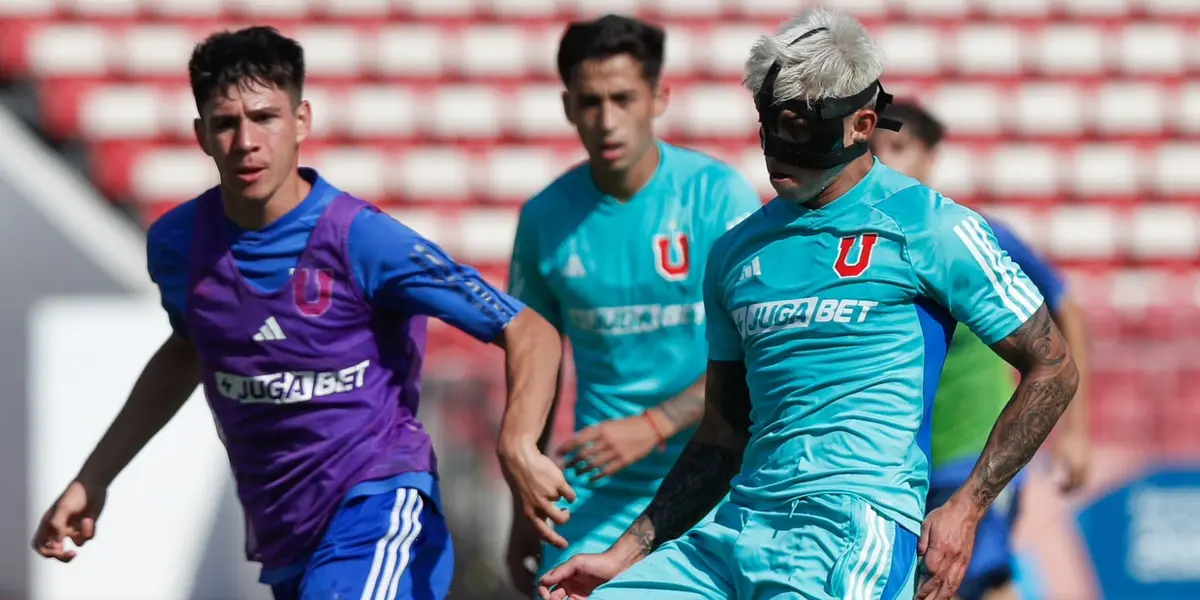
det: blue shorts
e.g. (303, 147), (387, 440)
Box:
(926, 457), (1025, 600)
(267, 487), (454, 600)
(587, 494), (918, 600)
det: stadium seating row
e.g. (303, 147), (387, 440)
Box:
(37, 80), (1200, 142)
(0, 0), (1197, 20)
(3, 21), (1199, 79)
(91, 141), (1200, 206)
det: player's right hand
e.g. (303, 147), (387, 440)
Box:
(31, 480), (106, 563)
(537, 551), (626, 600)
(499, 443), (576, 550)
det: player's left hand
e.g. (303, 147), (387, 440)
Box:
(557, 413), (666, 482)
(916, 494), (980, 600)
(1050, 430), (1089, 494)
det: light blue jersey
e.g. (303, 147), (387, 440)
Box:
(510, 141), (762, 579)
(704, 159), (1044, 536)
(510, 140), (762, 491)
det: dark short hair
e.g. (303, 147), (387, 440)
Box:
(880, 100), (945, 149)
(188, 26), (305, 113)
(556, 14), (665, 87)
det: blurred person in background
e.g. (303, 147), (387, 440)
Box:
(538, 9), (1079, 600)
(29, 25), (571, 600)
(499, 13), (763, 597)
(871, 100), (1093, 600)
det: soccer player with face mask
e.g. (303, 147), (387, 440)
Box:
(537, 9), (1080, 600)
(498, 14), (764, 597)
(872, 100), (1092, 600)
(29, 26), (571, 600)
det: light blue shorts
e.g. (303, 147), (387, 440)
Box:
(589, 494), (917, 600)
(537, 479), (721, 581)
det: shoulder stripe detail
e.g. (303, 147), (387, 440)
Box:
(952, 217), (1037, 323)
(962, 217), (1042, 315)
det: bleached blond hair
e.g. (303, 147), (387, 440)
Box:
(743, 9), (884, 105)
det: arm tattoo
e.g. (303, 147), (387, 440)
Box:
(657, 391), (706, 431)
(971, 304), (1080, 508)
(627, 362), (750, 557)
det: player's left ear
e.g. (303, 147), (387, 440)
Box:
(294, 100), (312, 144)
(848, 109), (878, 145)
(652, 82), (670, 119)
(193, 118), (213, 157)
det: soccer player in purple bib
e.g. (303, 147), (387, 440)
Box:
(29, 26), (571, 600)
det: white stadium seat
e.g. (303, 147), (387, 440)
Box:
(1047, 206), (1119, 261)
(878, 25), (941, 76)
(928, 143), (977, 198)
(80, 86), (163, 140)
(63, 0), (139, 16)
(28, 26), (110, 77)
(296, 28), (364, 78)
(930, 84), (1003, 136)
(706, 26), (762, 77)
(736, 148), (774, 198)
(1095, 83), (1165, 136)
(1140, 0), (1200, 16)
(456, 26), (529, 77)
(511, 85), (573, 138)
(652, 0), (721, 18)
(374, 26), (446, 77)
(344, 86), (418, 139)
(1058, 0), (1130, 17)
(810, 0), (887, 17)
(160, 88), (198, 139)
(142, 0), (222, 16)
(133, 149), (216, 202)
(565, 0), (643, 17)
(459, 209), (519, 262)
(1070, 144), (1142, 198)
(120, 26), (195, 77)
(954, 25), (1023, 75)
(978, 0), (1049, 17)
(1013, 83), (1084, 137)
(674, 84), (758, 138)
(483, 147), (560, 201)
(1034, 26), (1106, 75)
(987, 144), (1061, 198)
(407, 0), (474, 17)
(662, 28), (698, 77)
(390, 147), (472, 201)
(300, 85), (338, 140)
(981, 205), (1044, 251)
(310, 148), (388, 200)
(1130, 206), (1200, 260)
(1117, 25), (1186, 75)
(227, 0), (310, 16)
(901, 0), (970, 18)
(314, 0), (391, 18)
(428, 86), (502, 139)
(1152, 144), (1200, 196)
(1179, 84), (1200, 135)
(485, 0), (564, 18)
(0, 0), (53, 16)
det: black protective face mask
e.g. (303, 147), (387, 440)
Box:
(754, 27), (902, 170)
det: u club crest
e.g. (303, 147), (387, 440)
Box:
(292, 268), (334, 317)
(833, 233), (878, 279)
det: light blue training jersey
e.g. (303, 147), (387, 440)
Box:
(703, 158), (1044, 534)
(509, 140), (763, 494)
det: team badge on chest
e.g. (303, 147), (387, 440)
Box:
(293, 268), (335, 317)
(652, 232), (691, 281)
(832, 234), (878, 279)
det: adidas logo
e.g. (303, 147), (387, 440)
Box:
(253, 316), (287, 342)
(738, 256), (762, 282)
(564, 254), (586, 278)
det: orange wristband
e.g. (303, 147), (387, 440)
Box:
(643, 411), (668, 452)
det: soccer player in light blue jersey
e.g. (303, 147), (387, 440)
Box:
(497, 14), (764, 597)
(537, 10), (1080, 600)
(873, 100), (1092, 600)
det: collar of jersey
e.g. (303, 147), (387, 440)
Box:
(591, 140), (669, 212)
(774, 157), (884, 223)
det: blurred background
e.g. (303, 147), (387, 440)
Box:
(1, 0), (1199, 599)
